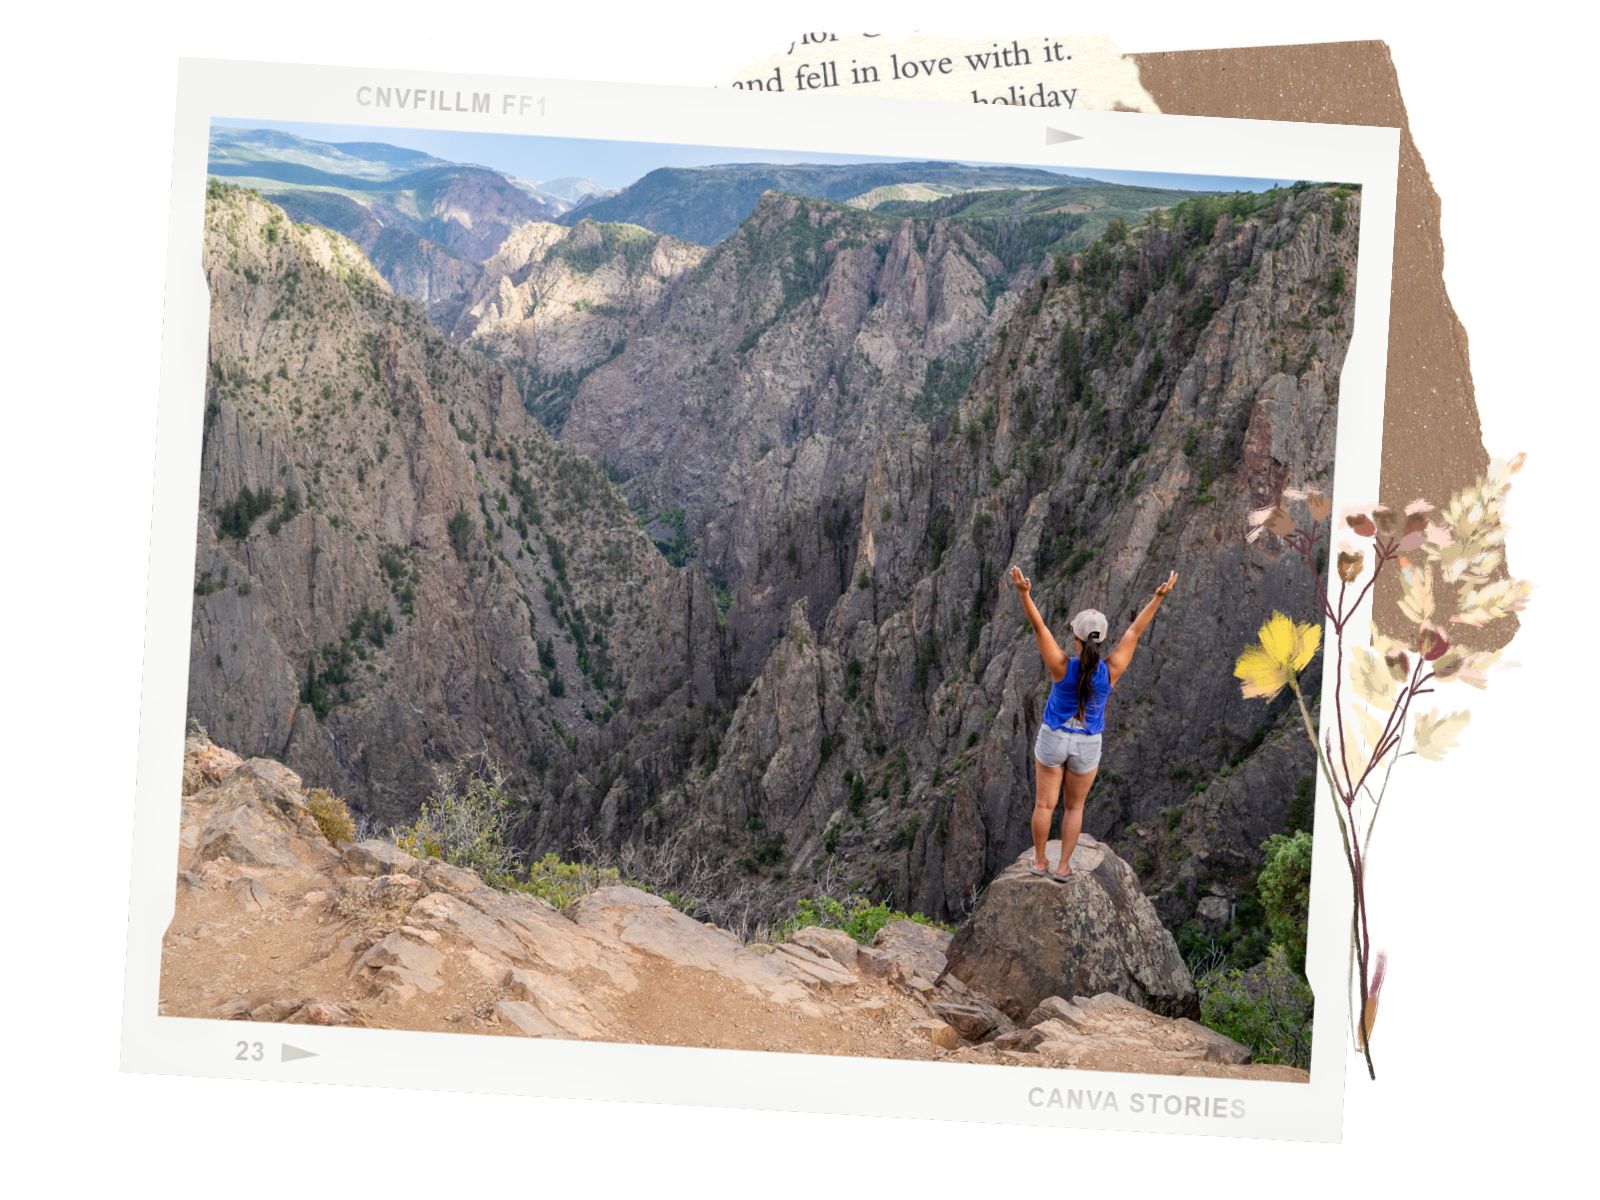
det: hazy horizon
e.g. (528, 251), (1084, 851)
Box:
(211, 117), (1288, 196)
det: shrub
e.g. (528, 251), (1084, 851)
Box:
(1258, 830), (1313, 973)
(774, 894), (949, 945)
(394, 758), (522, 885)
(1198, 946), (1313, 1069)
(305, 787), (355, 845)
(447, 506), (474, 561)
(217, 485), (275, 539)
(516, 854), (620, 909)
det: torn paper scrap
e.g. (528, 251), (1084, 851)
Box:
(721, 32), (1158, 112)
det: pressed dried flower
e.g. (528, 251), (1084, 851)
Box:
(1417, 620), (1451, 662)
(1337, 549), (1365, 583)
(1233, 612), (1322, 700)
(1384, 648), (1410, 681)
(1307, 490), (1332, 522)
(1345, 510), (1377, 538)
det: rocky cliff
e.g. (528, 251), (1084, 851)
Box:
(561, 190), (1041, 674)
(189, 183), (720, 829)
(627, 185), (1356, 929)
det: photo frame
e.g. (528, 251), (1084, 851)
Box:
(122, 57), (1399, 1141)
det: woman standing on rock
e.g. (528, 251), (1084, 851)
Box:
(1009, 565), (1177, 880)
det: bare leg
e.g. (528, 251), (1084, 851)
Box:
(1031, 758), (1065, 870)
(1053, 765), (1099, 877)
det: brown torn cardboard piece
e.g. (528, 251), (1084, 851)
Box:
(1135, 41), (1510, 648)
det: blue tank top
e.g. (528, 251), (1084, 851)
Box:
(1042, 658), (1113, 734)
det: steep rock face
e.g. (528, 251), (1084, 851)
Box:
(188, 184), (712, 826)
(562, 192), (1029, 673)
(452, 219), (707, 411)
(652, 186), (1357, 926)
(941, 838), (1197, 1020)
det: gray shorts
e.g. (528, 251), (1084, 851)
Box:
(1034, 723), (1103, 774)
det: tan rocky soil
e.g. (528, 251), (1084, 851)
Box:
(160, 735), (1305, 1082)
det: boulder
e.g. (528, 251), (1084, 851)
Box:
(502, 967), (609, 1038)
(195, 799), (302, 869)
(854, 945), (905, 983)
(1196, 895), (1233, 925)
(191, 758), (334, 871)
(787, 926), (859, 968)
(182, 733), (242, 794)
(773, 942), (858, 988)
(910, 1018), (962, 1050)
(941, 836), (1197, 1020)
(990, 1026), (1046, 1052)
(345, 840), (419, 877)
(352, 931), (445, 979)
(930, 1000), (998, 1042)
(1023, 995), (1091, 1030)
(870, 920), (951, 983)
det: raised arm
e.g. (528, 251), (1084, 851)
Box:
(1009, 565), (1068, 682)
(1106, 570), (1177, 683)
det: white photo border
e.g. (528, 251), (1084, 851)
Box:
(123, 58), (1399, 1142)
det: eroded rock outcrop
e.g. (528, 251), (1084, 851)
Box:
(941, 837), (1197, 1020)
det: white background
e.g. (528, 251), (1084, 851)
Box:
(3, 2), (1591, 1191)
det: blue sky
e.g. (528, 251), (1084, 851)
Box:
(212, 117), (1286, 194)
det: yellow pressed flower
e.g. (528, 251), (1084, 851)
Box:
(1233, 611), (1323, 700)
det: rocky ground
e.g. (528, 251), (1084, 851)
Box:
(161, 736), (1305, 1082)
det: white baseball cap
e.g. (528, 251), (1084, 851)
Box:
(1070, 609), (1109, 644)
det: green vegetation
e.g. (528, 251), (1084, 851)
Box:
(652, 505), (696, 566)
(216, 485), (277, 539)
(300, 641), (355, 721)
(546, 223), (659, 275)
(378, 543), (420, 617)
(774, 894), (950, 945)
(266, 486), (301, 534)
(1257, 830), (1312, 973)
(1199, 946), (1313, 1069)
(916, 354), (978, 422)
(447, 506), (474, 561)
(1189, 831), (1316, 1068)
(305, 787), (356, 845)
(394, 758), (524, 885)
(516, 854), (622, 909)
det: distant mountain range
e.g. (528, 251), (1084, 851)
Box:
(558, 161), (1088, 244)
(210, 127), (606, 216)
(209, 129), (1211, 257)
(204, 127), (1221, 434)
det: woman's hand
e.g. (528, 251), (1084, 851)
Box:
(1009, 565), (1031, 596)
(1154, 570), (1178, 599)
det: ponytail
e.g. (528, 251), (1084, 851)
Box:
(1074, 635), (1103, 722)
